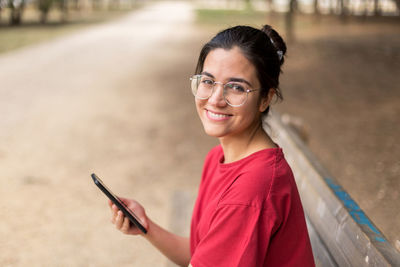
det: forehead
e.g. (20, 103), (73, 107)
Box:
(203, 47), (259, 85)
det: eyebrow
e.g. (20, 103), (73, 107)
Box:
(201, 71), (253, 87)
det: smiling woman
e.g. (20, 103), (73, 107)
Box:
(188, 25), (315, 267)
(193, 47), (269, 145)
(107, 25), (315, 267)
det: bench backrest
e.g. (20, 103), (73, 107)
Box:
(265, 112), (400, 267)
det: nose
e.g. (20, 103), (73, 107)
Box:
(207, 83), (226, 107)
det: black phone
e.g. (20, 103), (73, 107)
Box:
(91, 173), (147, 234)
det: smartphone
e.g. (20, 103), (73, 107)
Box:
(91, 173), (147, 234)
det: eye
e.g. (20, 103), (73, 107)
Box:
(226, 83), (246, 93)
(200, 77), (214, 85)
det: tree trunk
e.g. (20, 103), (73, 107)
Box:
(40, 11), (48, 24)
(329, 0), (334, 14)
(10, 9), (21, 25)
(38, 0), (52, 24)
(314, 0), (319, 14)
(285, 0), (296, 42)
(59, 0), (68, 22)
(8, 0), (25, 25)
(374, 0), (381, 16)
(394, 0), (400, 13)
(339, 0), (348, 20)
(289, 0), (297, 12)
(74, 0), (79, 10)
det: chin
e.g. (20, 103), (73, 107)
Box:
(202, 125), (228, 138)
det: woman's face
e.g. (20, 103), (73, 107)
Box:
(195, 47), (269, 140)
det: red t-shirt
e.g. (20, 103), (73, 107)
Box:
(190, 145), (315, 267)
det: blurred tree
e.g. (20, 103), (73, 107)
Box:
(373, 0), (381, 15)
(8, 0), (26, 25)
(329, 0), (336, 14)
(289, 0), (297, 14)
(56, 0), (68, 22)
(72, 0), (80, 10)
(38, 0), (53, 23)
(92, 0), (101, 10)
(285, 0), (297, 41)
(244, 0), (252, 10)
(338, 0), (348, 17)
(314, 0), (320, 14)
(312, 0), (321, 23)
(266, 0), (274, 12)
(393, 0), (400, 13)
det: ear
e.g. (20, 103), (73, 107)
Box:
(259, 88), (275, 112)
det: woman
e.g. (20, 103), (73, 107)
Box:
(109, 25), (315, 267)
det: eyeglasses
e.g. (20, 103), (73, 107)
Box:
(190, 75), (259, 107)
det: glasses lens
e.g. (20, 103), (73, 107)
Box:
(191, 75), (213, 99)
(224, 83), (247, 106)
(190, 75), (200, 96)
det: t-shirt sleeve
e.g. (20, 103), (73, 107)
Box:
(190, 203), (278, 267)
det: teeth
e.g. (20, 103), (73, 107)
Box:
(208, 111), (229, 118)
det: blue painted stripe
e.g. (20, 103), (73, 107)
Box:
(375, 237), (386, 242)
(324, 177), (386, 243)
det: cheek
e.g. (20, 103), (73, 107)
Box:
(195, 99), (202, 109)
(239, 102), (262, 123)
(195, 99), (205, 115)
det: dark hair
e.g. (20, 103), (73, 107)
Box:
(195, 25), (287, 114)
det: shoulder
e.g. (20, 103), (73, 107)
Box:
(202, 145), (223, 172)
(204, 145), (223, 163)
(219, 150), (296, 209)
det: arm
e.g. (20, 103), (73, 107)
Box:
(145, 218), (191, 266)
(109, 199), (191, 267)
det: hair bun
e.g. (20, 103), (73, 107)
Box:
(261, 25), (287, 65)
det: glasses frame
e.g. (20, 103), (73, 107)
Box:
(190, 74), (259, 107)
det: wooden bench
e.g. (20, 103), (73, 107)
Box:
(266, 112), (400, 266)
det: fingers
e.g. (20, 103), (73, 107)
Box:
(114, 210), (132, 234)
(110, 204), (118, 223)
(115, 210), (124, 229)
(121, 216), (131, 234)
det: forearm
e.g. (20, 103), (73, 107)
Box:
(144, 218), (191, 267)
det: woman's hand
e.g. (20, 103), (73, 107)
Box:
(108, 197), (190, 266)
(108, 197), (149, 235)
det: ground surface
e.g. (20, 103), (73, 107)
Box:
(0, 2), (399, 266)
(0, 2), (211, 266)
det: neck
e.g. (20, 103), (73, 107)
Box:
(219, 121), (277, 164)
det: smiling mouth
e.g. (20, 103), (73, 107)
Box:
(206, 109), (232, 120)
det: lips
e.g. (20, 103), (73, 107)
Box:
(206, 109), (232, 121)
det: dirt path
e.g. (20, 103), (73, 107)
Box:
(0, 2), (215, 266)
